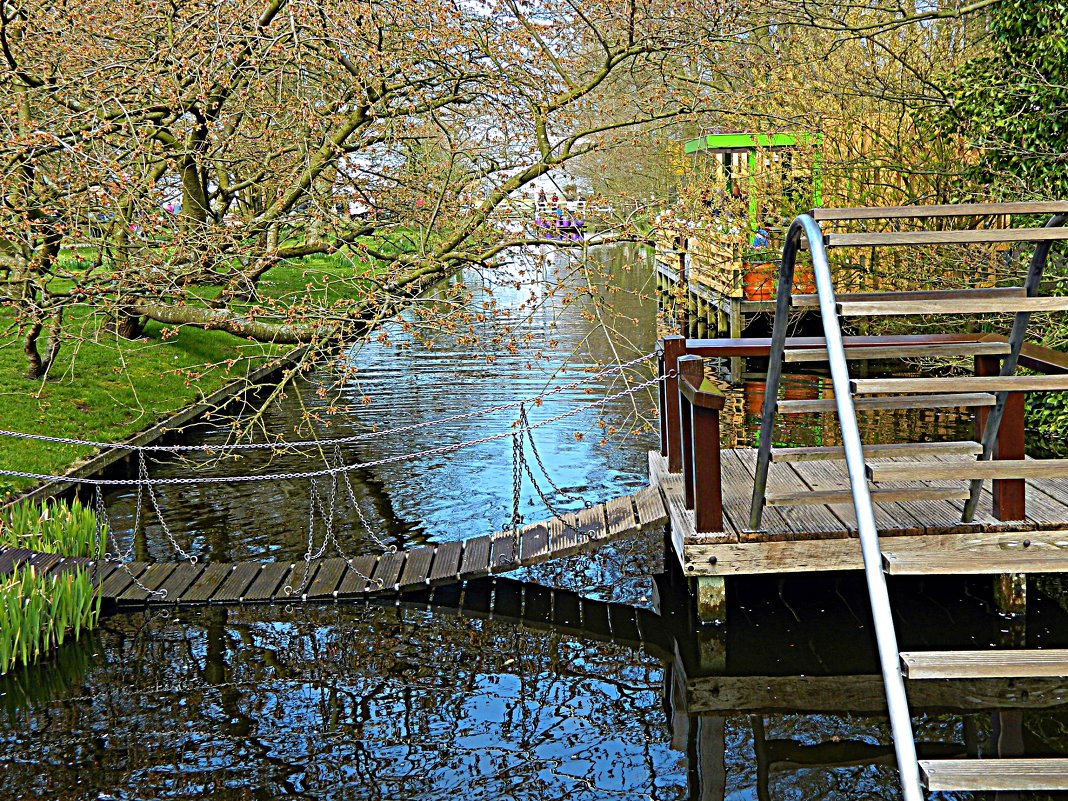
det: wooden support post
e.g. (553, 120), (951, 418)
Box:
(695, 576), (726, 624)
(663, 335), (686, 472)
(677, 355), (725, 533)
(975, 355), (1026, 521)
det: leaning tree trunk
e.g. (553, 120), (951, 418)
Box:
(23, 310), (63, 379)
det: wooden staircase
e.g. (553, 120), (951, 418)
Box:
(748, 201), (1068, 798)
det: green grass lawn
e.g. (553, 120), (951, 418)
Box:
(0, 249), (380, 496)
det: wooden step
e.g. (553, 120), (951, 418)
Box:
(920, 758), (1068, 792)
(838, 295), (1068, 316)
(766, 486), (969, 507)
(777, 393), (995, 414)
(869, 459), (1068, 483)
(812, 201), (1068, 221)
(792, 287), (1023, 309)
(826, 226), (1068, 248)
(785, 341), (1011, 363)
(771, 440), (982, 463)
(852, 374), (1068, 394)
(901, 649), (1068, 679)
(876, 529), (1068, 577)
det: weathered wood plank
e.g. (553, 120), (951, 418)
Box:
(871, 459), (1068, 482)
(26, 552), (63, 577)
(211, 562), (263, 603)
(793, 288), (1024, 309)
(305, 558), (349, 599)
(166, 562), (231, 604)
(827, 227), (1068, 248)
(426, 542), (462, 584)
(884, 550), (1068, 575)
(854, 375), (1068, 394)
(766, 486), (969, 507)
(397, 546), (435, 589)
(458, 535), (491, 579)
(278, 561), (320, 599)
(150, 562), (204, 602)
(370, 550), (406, 591)
(773, 441), (982, 463)
(840, 295), (1068, 316)
(0, 548), (34, 576)
(489, 532), (520, 572)
(519, 523), (550, 563)
(604, 495), (639, 536)
(785, 341), (1012, 362)
(778, 393), (996, 414)
(902, 649), (1068, 679)
(812, 202), (1068, 220)
(99, 562), (149, 599)
(633, 486), (667, 526)
(231, 562), (286, 602)
(335, 555), (379, 596)
(117, 563), (177, 604)
(921, 759), (1068, 792)
(682, 529), (1068, 576)
(547, 512), (583, 557)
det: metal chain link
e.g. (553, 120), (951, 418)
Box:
(0, 352), (657, 453)
(2, 370), (668, 487)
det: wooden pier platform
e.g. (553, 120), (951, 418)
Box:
(0, 487), (668, 608)
(651, 449), (1068, 578)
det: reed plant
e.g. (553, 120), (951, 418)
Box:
(0, 500), (106, 673)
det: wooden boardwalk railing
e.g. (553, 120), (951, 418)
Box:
(0, 487), (667, 608)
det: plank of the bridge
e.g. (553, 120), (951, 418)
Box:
(179, 563), (235, 604)
(99, 562), (150, 599)
(118, 563), (179, 604)
(489, 532), (519, 572)
(210, 562), (263, 603)
(305, 558), (349, 599)
(280, 561), (320, 598)
(241, 562), (290, 602)
(27, 552), (63, 577)
(548, 512), (582, 557)
(398, 546), (434, 589)
(370, 551), (406, 591)
(0, 548), (34, 576)
(428, 541), (462, 583)
(50, 557), (93, 578)
(519, 523), (549, 564)
(605, 495), (640, 536)
(154, 563), (205, 602)
(458, 535), (492, 579)
(335, 555), (379, 596)
(633, 487), (667, 527)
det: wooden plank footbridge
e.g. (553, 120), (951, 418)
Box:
(653, 201), (1068, 797)
(0, 486), (667, 607)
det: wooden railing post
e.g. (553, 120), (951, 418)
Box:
(677, 355), (725, 533)
(662, 335), (686, 473)
(975, 354), (1026, 520)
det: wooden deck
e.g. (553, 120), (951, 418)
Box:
(651, 449), (1068, 577)
(0, 487), (668, 608)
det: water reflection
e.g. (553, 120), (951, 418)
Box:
(8, 245), (1068, 799)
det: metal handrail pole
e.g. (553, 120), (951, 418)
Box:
(964, 213), (1068, 521)
(801, 214), (924, 801)
(748, 224), (801, 531)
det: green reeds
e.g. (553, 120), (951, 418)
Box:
(1, 499), (107, 559)
(0, 501), (106, 673)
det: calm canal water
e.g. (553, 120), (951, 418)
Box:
(4, 245), (1068, 800)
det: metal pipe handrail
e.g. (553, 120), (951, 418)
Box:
(752, 213), (924, 801)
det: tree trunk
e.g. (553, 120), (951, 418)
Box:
(24, 310), (63, 379)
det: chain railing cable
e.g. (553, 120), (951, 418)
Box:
(0, 368), (667, 487)
(0, 352), (656, 453)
